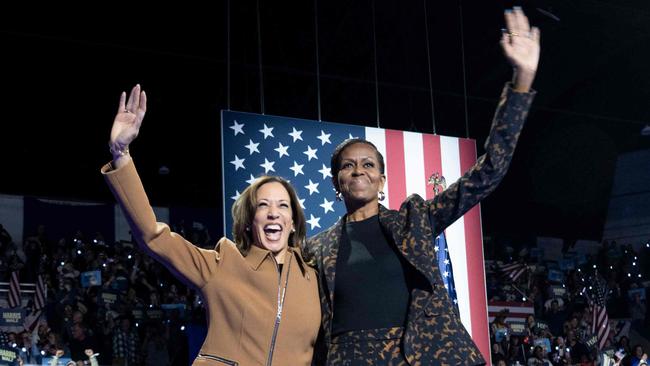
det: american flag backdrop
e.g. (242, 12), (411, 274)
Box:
(221, 110), (490, 359)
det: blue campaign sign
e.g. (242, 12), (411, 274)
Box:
(548, 269), (564, 283)
(42, 357), (72, 366)
(80, 270), (102, 288)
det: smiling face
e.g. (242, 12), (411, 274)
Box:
(250, 182), (295, 258)
(335, 142), (386, 208)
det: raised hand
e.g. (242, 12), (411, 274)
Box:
(109, 84), (147, 159)
(501, 7), (540, 91)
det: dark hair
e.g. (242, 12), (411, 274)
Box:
(329, 138), (385, 182)
(231, 176), (307, 256)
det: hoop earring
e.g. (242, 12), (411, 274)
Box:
(335, 191), (343, 201)
(378, 191), (385, 201)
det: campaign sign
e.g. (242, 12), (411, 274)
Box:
(0, 347), (18, 366)
(508, 321), (528, 336)
(99, 291), (119, 307)
(548, 269), (564, 283)
(42, 357), (72, 366)
(146, 309), (164, 320)
(494, 328), (508, 342)
(161, 303), (186, 318)
(80, 270), (102, 288)
(551, 285), (567, 297)
(0, 309), (24, 327)
(533, 321), (549, 335)
(111, 276), (129, 292)
(132, 309), (144, 320)
(628, 288), (646, 301)
(559, 258), (575, 271)
(584, 335), (598, 350)
(534, 337), (552, 353)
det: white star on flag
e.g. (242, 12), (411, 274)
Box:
(274, 142), (290, 158)
(434, 245), (439, 252)
(259, 124), (274, 139)
(289, 161), (304, 176)
(231, 190), (241, 201)
(303, 145), (318, 161)
(246, 174), (257, 185)
(230, 120), (244, 135)
(304, 180), (320, 195)
(245, 139), (260, 155)
(230, 155), (245, 171)
(320, 198), (334, 213)
(288, 127), (303, 142)
(318, 164), (332, 179)
(260, 158), (275, 173)
(317, 130), (332, 145)
(306, 214), (321, 229)
(298, 198), (305, 209)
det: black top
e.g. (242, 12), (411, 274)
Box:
(332, 215), (427, 336)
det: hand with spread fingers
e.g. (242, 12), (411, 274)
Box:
(501, 7), (541, 92)
(109, 84), (147, 166)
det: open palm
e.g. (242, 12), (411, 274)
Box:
(110, 84), (147, 149)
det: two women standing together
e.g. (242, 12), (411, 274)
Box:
(103, 7), (539, 366)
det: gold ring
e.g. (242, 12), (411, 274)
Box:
(509, 32), (519, 37)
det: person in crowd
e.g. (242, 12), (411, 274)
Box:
(632, 345), (646, 366)
(306, 6), (539, 365)
(102, 84), (320, 365)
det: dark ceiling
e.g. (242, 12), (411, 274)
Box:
(2, 0), (649, 241)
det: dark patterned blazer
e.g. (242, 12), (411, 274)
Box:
(307, 84), (535, 366)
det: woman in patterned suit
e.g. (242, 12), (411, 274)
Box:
(307, 7), (540, 365)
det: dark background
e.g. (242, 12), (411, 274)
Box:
(2, 0), (649, 242)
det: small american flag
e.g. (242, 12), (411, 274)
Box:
(34, 274), (46, 311)
(499, 261), (527, 282)
(8, 271), (20, 308)
(590, 274), (610, 350)
(221, 110), (491, 358)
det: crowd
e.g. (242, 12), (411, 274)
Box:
(2, 217), (649, 366)
(0, 222), (209, 365)
(487, 238), (650, 365)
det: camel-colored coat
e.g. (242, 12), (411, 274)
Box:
(102, 159), (320, 366)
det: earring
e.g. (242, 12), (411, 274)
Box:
(335, 191), (343, 201)
(378, 191), (386, 201)
(245, 226), (250, 231)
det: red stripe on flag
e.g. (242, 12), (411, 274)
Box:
(459, 138), (490, 362)
(385, 130), (406, 210)
(422, 134), (442, 200)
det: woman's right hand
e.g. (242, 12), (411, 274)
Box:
(109, 84), (147, 163)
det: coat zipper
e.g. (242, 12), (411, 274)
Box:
(266, 255), (292, 366)
(197, 353), (239, 366)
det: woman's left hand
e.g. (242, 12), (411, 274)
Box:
(501, 7), (540, 91)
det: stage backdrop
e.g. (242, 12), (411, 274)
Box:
(221, 110), (490, 360)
